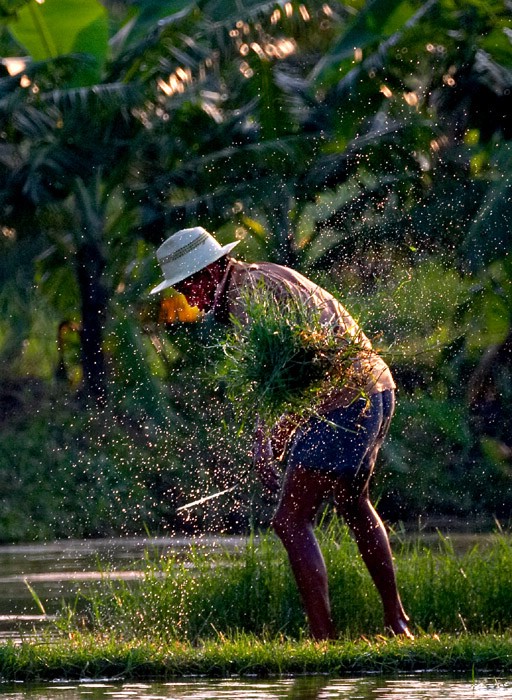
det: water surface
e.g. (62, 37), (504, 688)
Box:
(1, 676), (511, 700)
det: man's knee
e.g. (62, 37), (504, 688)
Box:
(337, 492), (370, 527)
(271, 510), (290, 540)
(271, 506), (305, 542)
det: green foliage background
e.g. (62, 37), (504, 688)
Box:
(0, 0), (511, 541)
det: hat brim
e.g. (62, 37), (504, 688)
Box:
(149, 239), (240, 295)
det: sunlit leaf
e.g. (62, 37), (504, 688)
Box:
(9, 0), (108, 83)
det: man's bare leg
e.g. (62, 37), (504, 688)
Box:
(272, 466), (335, 640)
(336, 483), (412, 638)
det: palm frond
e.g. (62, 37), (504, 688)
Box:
(0, 54), (81, 101)
(310, 0), (438, 87)
(137, 179), (262, 242)
(462, 173), (512, 271)
(5, 102), (58, 138)
(39, 80), (145, 114)
(302, 115), (426, 194)
(147, 133), (313, 194)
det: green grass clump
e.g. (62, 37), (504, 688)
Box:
(2, 633), (512, 681)
(54, 524), (512, 644)
(398, 532), (512, 633)
(216, 282), (369, 425)
(66, 533), (304, 641)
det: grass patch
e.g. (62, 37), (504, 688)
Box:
(1, 633), (512, 682)
(2, 527), (512, 681)
(215, 282), (369, 426)
(60, 524), (512, 642)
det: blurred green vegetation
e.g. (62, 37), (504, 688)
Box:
(0, 0), (511, 541)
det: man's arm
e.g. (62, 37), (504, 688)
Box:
(252, 417), (281, 493)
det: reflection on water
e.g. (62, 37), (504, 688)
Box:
(0, 676), (511, 700)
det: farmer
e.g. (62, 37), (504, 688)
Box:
(150, 226), (413, 641)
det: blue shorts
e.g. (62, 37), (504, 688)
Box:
(286, 390), (395, 480)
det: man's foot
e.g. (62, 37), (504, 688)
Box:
(385, 616), (414, 640)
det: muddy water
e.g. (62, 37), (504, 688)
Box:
(1, 676), (512, 699)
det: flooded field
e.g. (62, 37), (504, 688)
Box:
(1, 536), (512, 697)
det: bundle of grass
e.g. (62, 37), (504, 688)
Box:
(216, 282), (371, 426)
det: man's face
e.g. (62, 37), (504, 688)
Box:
(173, 264), (220, 312)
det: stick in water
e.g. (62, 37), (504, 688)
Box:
(176, 484), (238, 512)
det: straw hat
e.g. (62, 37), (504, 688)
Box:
(150, 227), (240, 294)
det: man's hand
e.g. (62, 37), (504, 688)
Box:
(252, 422), (281, 494)
(270, 413), (299, 461)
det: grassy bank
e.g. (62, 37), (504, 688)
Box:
(2, 633), (512, 682)
(2, 529), (512, 681)
(61, 525), (512, 642)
